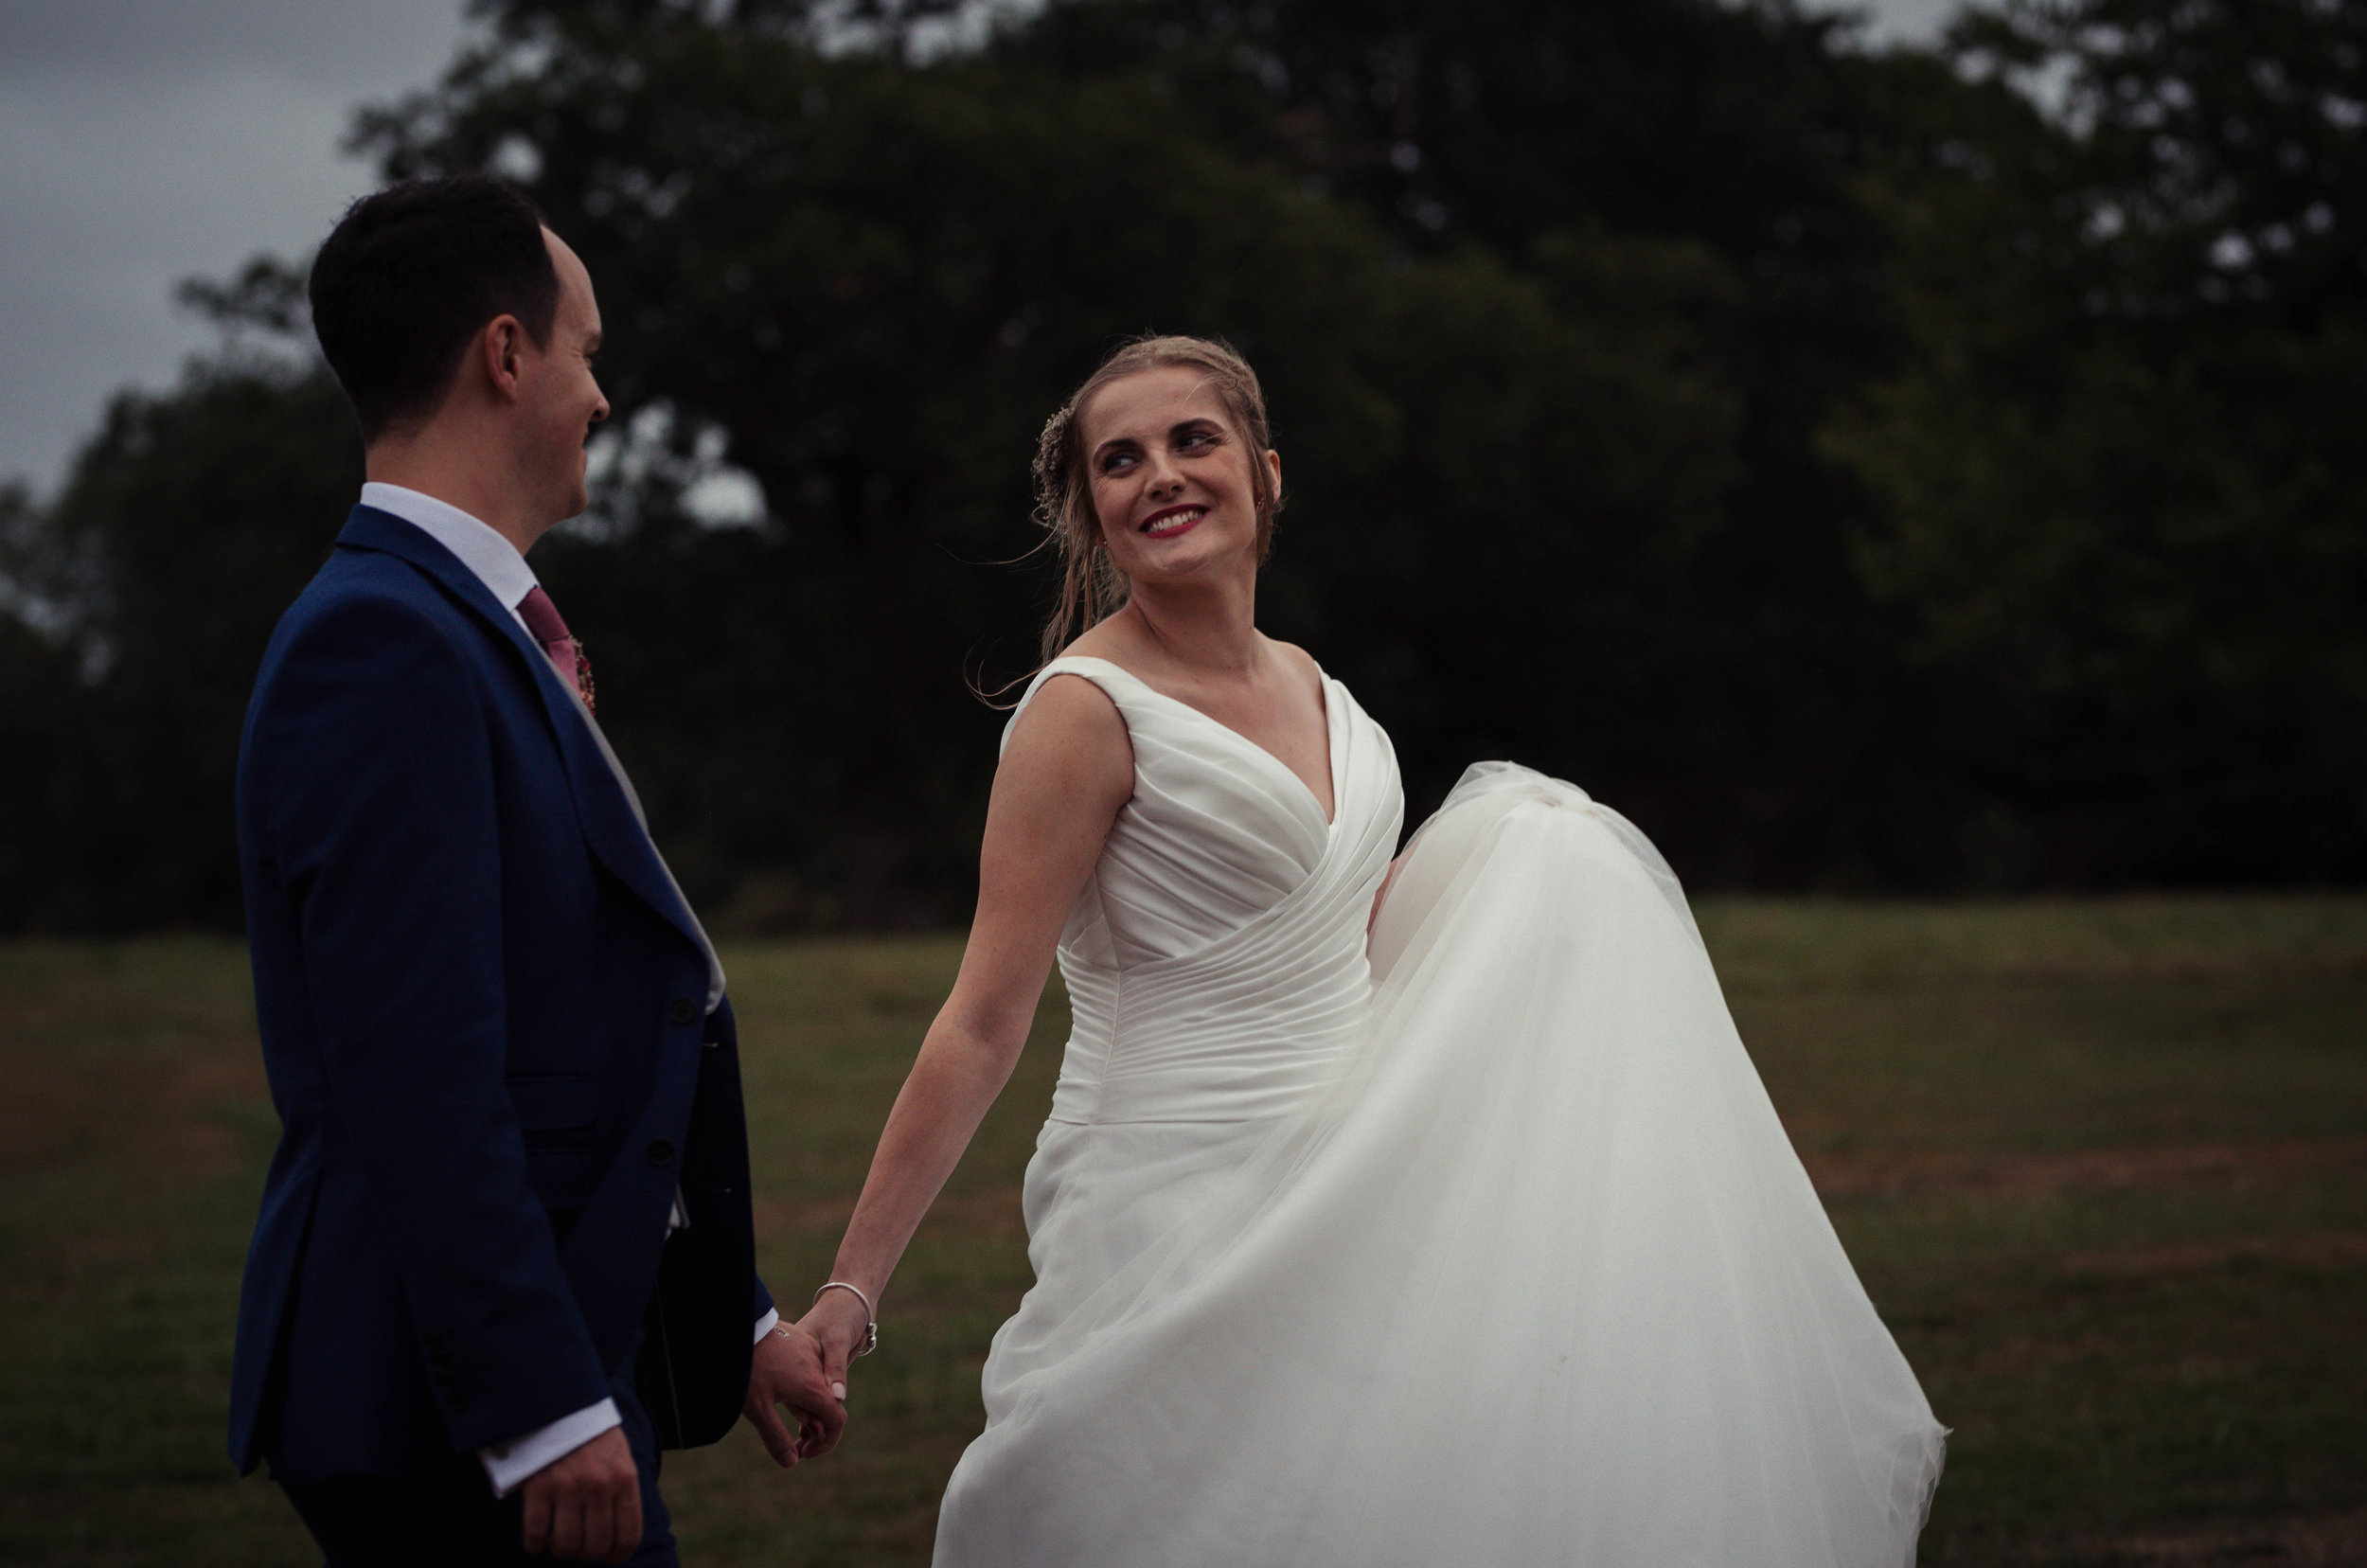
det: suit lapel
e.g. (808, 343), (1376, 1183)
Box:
(333, 507), (718, 975)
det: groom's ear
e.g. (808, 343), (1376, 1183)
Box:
(480, 314), (531, 402)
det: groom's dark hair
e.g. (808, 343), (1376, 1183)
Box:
(310, 174), (561, 445)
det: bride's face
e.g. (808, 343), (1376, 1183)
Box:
(1080, 365), (1278, 587)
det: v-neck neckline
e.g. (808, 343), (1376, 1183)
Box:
(1058, 655), (1343, 829)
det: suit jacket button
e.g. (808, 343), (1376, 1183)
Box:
(669, 998), (698, 1027)
(647, 1139), (676, 1166)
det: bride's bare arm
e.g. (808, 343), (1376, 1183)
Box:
(796, 675), (1132, 1401)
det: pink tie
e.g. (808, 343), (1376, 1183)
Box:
(517, 585), (596, 712)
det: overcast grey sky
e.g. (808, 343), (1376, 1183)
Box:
(0, 0), (1954, 498)
(0, 1), (469, 495)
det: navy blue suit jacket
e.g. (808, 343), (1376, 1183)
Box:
(229, 505), (772, 1480)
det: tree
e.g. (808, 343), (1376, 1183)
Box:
(1827, 0), (2367, 882)
(351, 0), (1781, 915)
(11, 0), (2356, 931)
(0, 354), (358, 930)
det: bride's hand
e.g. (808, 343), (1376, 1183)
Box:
(744, 1321), (846, 1466)
(797, 1291), (875, 1411)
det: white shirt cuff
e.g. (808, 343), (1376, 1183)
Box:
(475, 1311), (780, 1495)
(479, 1398), (623, 1499)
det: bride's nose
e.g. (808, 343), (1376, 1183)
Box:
(1142, 453), (1185, 497)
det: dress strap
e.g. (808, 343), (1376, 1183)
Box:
(999, 656), (1146, 757)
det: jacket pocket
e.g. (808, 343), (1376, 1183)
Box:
(508, 1073), (602, 1212)
(507, 1073), (598, 1135)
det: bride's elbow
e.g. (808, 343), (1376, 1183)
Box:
(917, 1006), (1032, 1090)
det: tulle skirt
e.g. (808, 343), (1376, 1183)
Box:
(934, 763), (1946, 1566)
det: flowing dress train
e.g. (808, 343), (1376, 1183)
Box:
(932, 657), (1945, 1566)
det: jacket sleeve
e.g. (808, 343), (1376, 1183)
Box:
(250, 594), (611, 1453)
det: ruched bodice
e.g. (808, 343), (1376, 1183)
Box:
(1002, 657), (1403, 1127)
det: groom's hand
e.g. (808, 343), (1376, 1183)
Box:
(520, 1426), (641, 1563)
(746, 1323), (846, 1466)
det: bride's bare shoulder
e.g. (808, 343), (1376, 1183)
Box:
(1017, 667), (1124, 730)
(1058, 617), (1135, 667)
(1002, 665), (1132, 795)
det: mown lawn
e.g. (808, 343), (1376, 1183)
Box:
(0, 900), (2360, 1565)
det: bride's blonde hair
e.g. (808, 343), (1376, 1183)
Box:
(1031, 334), (1284, 663)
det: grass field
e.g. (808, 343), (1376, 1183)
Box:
(1, 900), (2362, 1565)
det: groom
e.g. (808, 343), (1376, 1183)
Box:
(228, 175), (842, 1564)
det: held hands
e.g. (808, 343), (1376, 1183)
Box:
(744, 1321), (847, 1466)
(795, 1287), (875, 1411)
(520, 1426), (641, 1564)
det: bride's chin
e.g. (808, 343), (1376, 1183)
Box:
(1119, 532), (1255, 580)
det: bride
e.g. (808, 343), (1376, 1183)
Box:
(796, 335), (1947, 1565)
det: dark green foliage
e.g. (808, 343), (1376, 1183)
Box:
(2, 0), (2362, 930)
(0, 489), (84, 921)
(366, 0), (1926, 907)
(1828, 0), (2367, 884)
(0, 366), (360, 930)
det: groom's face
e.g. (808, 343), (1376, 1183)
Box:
(517, 228), (610, 524)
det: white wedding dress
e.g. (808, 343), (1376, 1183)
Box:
(933, 656), (1946, 1566)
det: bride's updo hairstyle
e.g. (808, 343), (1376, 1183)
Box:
(1031, 334), (1284, 662)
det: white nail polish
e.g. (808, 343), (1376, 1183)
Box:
(831, 1382), (847, 1399)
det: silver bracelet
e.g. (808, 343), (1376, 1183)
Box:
(811, 1280), (879, 1357)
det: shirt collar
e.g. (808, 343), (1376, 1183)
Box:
(360, 482), (541, 614)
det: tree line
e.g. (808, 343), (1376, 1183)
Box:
(3, 0), (2361, 934)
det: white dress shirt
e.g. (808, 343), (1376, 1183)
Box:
(357, 484), (778, 1496)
